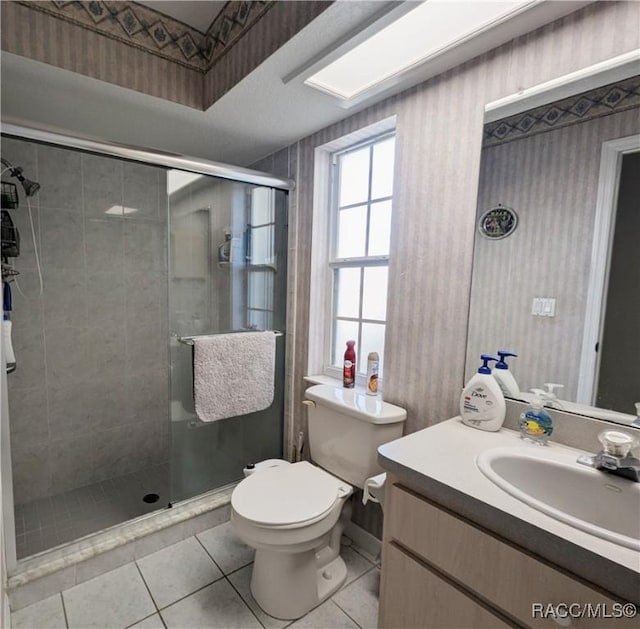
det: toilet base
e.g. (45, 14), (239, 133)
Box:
(251, 548), (347, 620)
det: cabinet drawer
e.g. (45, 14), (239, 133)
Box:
(379, 543), (511, 629)
(385, 484), (634, 628)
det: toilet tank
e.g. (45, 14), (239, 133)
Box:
(304, 385), (407, 488)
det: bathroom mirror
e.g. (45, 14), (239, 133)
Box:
(465, 66), (640, 427)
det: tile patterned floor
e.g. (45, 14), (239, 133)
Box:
(14, 465), (169, 559)
(11, 521), (380, 629)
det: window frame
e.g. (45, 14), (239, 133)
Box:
(324, 131), (395, 382)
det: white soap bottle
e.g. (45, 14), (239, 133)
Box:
(492, 350), (519, 397)
(460, 355), (506, 432)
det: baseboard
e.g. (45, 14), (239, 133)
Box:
(344, 521), (381, 563)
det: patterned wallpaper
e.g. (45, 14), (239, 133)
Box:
(1, 1), (332, 109)
(270, 2), (639, 535)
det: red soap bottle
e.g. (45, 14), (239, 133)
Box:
(343, 340), (356, 388)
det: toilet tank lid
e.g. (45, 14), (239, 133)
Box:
(305, 385), (407, 425)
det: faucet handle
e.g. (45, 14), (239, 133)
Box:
(598, 430), (636, 457)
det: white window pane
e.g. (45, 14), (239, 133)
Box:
(368, 200), (392, 256)
(251, 225), (273, 264)
(360, 323), (385, 376)
(339, 147), (370, 207)
(333, 319), (359, 368)
(248, 271), (273, 311)
(362, 267), (388, 321)
(337, 206), (367, 258)
(251, 187), (274, 225)
(371, 137), (395, 200)
(335, 268), (361, 319)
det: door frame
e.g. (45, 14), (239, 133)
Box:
(576, 135), (640, 405)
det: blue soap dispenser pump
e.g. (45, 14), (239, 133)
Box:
(519, 389), (554, 445)
(492, 351), (520, 397)
(460, 354), (506, 432)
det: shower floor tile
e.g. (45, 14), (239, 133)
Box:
(15, 463), (169, 559)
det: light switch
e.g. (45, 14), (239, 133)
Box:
(532, 297), (556, 317)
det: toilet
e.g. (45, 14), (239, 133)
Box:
(231, 384), (407, 620)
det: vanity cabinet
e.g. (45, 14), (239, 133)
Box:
(379, 479), (635, 629)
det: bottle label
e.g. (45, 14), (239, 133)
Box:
(343, 360), (355, 388)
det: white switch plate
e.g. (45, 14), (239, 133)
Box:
(532, 297), (556, 317)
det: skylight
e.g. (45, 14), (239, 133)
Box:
(304, 0), (535, 101)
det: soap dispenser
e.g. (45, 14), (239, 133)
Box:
(460, 355), (506, 432)
(492, 351), (519, 397)
(519, 389), (554, 445)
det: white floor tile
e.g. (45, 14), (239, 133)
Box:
(333, 567), (380, 629)
(127, 613), (165, 629)
(196, 522), (254, 574)
(227, 564), (290, 629)
(137, 537), (222, 609)
(289, 601), (359, 629)
(63, 563), (155, 629)
(161, 579), (262, 629)
(11, 593), (66, 629)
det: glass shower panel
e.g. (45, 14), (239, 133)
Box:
(168, 172), (287, 503)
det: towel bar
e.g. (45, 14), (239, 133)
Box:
(176, 330), (284, 346)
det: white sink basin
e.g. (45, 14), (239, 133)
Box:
(476, 446), (640, 551)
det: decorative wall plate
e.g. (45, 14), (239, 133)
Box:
(478, 205), (518, 239)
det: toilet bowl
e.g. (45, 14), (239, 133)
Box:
(230, 384), (407, 620)
(231, 461), (353, 619)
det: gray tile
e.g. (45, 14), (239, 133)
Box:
(82, 153), (123, 218)
(42, 269), (87, 330)
(11, 443), (51, 504)
(342, 545), (375, 586)
(129, 614), (165, 629)
(37, 144), (82, 212)
(8, 328), (46, 390)
(333, 568), (379, 629)
(2, 137), (38, 188)
(289, 601), (359, 629)
(85, 377), (128, 429)
(137, 537), (222, 609)
(160, 579), (261, 629)
(134, 523), (185, 560)
(125, 271), (165, 330)
(48, 383), (91, 439)
(124, 220), (166, 274)
(227, 564), (289, 629)
(8, 386), (48, 447)
(39, 211), (84, 269)
(9, 565), (76, 612)
(125, 323), (167, 377)
(49, 433), (93, 494)
(44, 326), (89, 387)
(11, 592), (66, 628)
(123, 163), (162, 220)
(8, 270), (44, 333)
(86, 325), (126, 380)
(86, 271), (126, 328)
(85, 217), (124, 272)
(196, 521), (254, 575)
(63, 563), (155, 629)
(125, 371), (168, 424)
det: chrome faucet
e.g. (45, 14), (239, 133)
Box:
(577, 430), (640, 482)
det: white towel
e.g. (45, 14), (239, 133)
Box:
(362, 472), (386, 506)
(193, 331), (276, 422)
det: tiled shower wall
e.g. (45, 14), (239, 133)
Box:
(3, 136), (169, 505)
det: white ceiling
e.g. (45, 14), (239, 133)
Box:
(135, 1), (226, 33)
(0, 1), (589, 169)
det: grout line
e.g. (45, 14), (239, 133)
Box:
(133, 560), (161, 613)
(192, 532), (226, 576)
(59, 591), (70, 629)
(224, 573), (268, 629)
(329, 599), (364, 629)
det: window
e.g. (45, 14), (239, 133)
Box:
(328, 134), (395, 378)
(246, 187), (275, 330)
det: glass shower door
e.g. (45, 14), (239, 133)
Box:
(167, 171), (287, 503)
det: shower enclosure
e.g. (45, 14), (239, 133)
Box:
(0, 125), (290, 560)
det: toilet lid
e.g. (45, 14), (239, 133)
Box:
(231, 461), (352, 526)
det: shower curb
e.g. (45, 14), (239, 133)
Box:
(8, 484), (236, 611)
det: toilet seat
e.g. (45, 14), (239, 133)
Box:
(231, 461), (351, 527)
